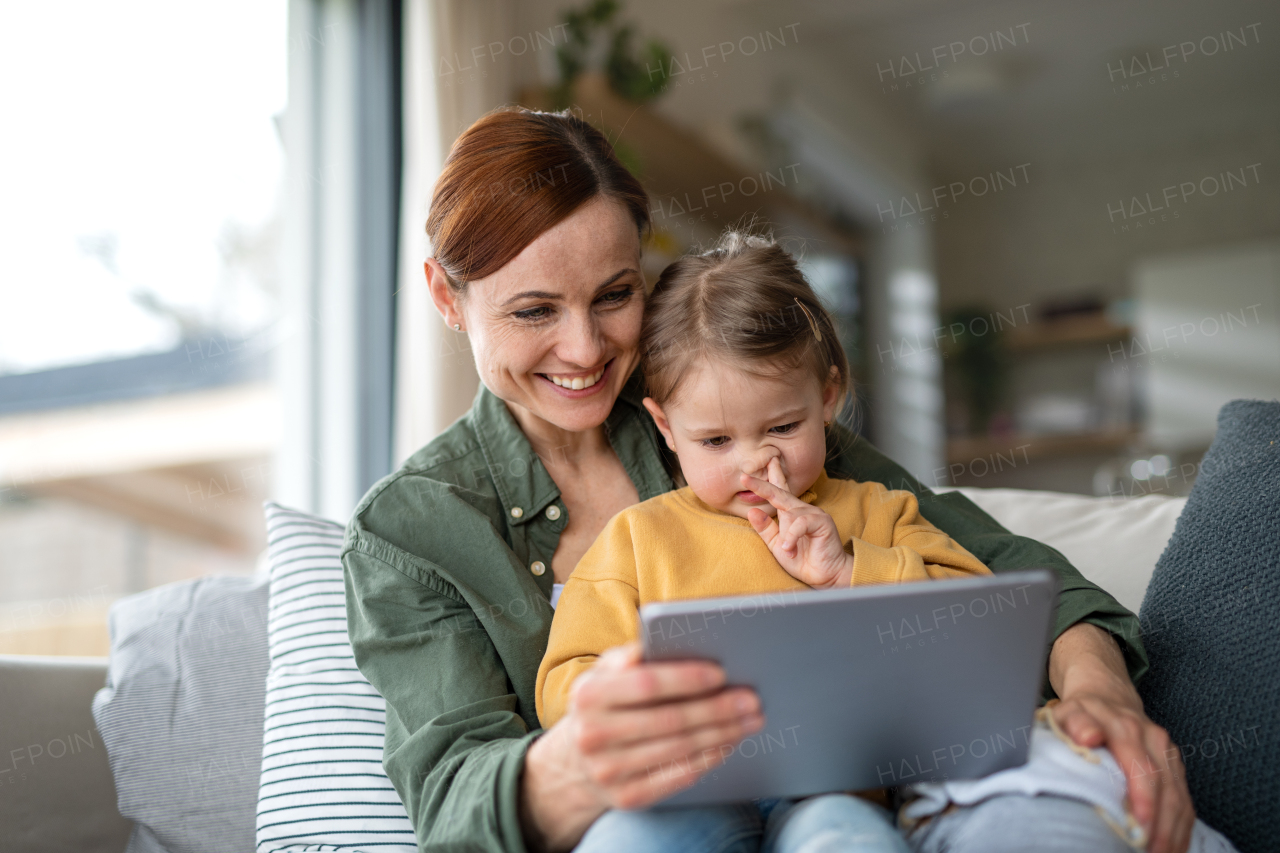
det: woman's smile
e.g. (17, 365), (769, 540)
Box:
(537, 358), (613, 397)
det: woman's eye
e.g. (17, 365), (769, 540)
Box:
(596, 286), (633, 306)
(701, 436), (730, 448)
(513, 306), (551, 321)
(770, 422), (800, 435)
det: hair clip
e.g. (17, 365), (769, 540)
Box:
(794, 297), (822, 342)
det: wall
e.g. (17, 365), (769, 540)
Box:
(934, 138), (1280, 312)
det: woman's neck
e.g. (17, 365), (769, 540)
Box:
(504, 400), (612, 472)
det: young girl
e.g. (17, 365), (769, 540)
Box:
(534, 232), (991, 852)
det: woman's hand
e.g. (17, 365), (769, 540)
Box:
(1049, 623), (1194, 853)
(741, 459), (853, 590)
(520, 643), (764, 852)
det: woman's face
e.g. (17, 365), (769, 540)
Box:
(437, 197), (645, 435)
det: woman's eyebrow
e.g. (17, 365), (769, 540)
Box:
(502, 290), (560, 306)
(594, 268), (638, 290)
(501, 270), (638, 307)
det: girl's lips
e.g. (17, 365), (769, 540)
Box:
(736, 490), (766, 503)
(538, 358), (613, 399)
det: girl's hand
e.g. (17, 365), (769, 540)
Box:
(741, 458), (854, 590)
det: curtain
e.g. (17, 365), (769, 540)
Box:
(394, 0), (519, 464)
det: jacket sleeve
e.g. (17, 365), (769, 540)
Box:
(848, 483), (993, 584)
(343, 535), (535, 853)
(535, 513), (642, 728)
(823, 423), (1149, 693)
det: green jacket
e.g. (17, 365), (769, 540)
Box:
(342, 367), (1146, 853)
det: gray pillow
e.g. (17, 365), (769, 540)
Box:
(1138, 399), (1279, 853)
(92, 573), (270, 853)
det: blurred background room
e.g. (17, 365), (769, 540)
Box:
(2, 0), (1277, 655)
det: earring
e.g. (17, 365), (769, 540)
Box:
(824, 420), (831, 427)
(453, 323), (461, 331)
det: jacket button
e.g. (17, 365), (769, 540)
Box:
(510, 507), (523, 518)
(545, 505), (561, 520)
(530, 561), (546, 576)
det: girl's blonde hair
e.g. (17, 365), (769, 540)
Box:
(640, 231), (851, 413)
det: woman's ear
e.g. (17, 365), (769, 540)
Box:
(642, 397), (677, 452)
(424, 259), (464, 331)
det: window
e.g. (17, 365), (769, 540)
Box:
(0, 1), (287, 655)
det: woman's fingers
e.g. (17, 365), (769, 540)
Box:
(584, 710), (765, 788)
(1058, 699), (1155, 824)
(562, 645), (768, 811)
(599, 713), (766, 809)
(1052, 698), (1106, 748)
(1053, 696), (1194, 853)
(1104, 717), (1158, 828)
(1145, 727), (1193, 853)
(593, 641), (643, 672)
(574, 657), (727, 711)
(573, 686), (760, 751)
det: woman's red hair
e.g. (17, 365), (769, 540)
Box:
(426, 107), (650, 285)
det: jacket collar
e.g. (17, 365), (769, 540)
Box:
(469, 366), (672, 525)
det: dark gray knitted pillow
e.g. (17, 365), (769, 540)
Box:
(1138, 399), (1279, 853)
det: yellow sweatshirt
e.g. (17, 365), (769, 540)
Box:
(536, 470), (992, 727)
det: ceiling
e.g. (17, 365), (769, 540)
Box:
(797, 0), (1279, 175)
(532, 0), (1280, 182)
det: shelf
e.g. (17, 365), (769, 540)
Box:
(946, 428), (1139, 465)
(1004, 315), (1130, 353)
(519, 74), (861, 255)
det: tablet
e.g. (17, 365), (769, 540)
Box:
(640, 569), (1058, 806)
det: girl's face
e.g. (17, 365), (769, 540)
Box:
(426, 197), (645, 435)
(644, 360), (839, 519)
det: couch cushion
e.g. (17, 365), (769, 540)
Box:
(256, 503), (416, 853)
(92, 573), (270, 853)
(0, 655), (133, 853)
(1138, 400), (1280, 853)
(947, 487), (1186, 614)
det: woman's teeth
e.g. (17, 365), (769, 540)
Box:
(547, 368), (605, 390)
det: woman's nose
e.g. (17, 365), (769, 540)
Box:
(557, 310), (606, 367)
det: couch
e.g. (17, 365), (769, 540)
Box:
(0, 486), (1190, 853)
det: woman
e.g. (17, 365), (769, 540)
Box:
(342, 108), (1193, 853)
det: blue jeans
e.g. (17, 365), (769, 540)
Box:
(574, 794), (910, 853)
(905, 794), (1238, 853)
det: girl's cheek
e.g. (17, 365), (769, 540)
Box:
(789, 441), (825, 484)
(686, 458), (714, 491)
(692, 455), (731, 494)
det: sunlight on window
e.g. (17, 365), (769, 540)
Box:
(0, 1), (286, 374)
(0, 0), (287, 656)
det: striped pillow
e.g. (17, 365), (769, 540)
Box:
(256, 503), (417, 853)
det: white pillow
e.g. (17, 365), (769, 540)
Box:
(256, 503), (417, 853)
(944, 487), (1187, 614)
